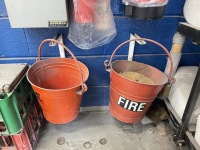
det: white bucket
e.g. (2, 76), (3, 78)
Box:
(184, 0), (200, 28)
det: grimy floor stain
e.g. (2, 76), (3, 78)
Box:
(36, 111), (187, 150)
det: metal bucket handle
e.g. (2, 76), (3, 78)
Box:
(104, 38), (173, 82)
(36, 39), (87, 95)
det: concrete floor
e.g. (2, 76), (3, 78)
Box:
(36, 111), (185, 150)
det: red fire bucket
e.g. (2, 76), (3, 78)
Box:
(104, 38), (173, 123)
(27, 39), (89, 124)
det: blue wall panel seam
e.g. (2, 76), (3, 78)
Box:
(113, 15), (184, 18)
(163, 15), (184, 18)
(1, 53), (200, 60)
(0, 15), (184, 21)
(88, 86), (109, 87)
(0, 17), (8, 20)
(23, 28), (31, 53)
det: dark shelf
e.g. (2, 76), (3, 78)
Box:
(178, 22), (200, 43)
(124, 5), (166, 20)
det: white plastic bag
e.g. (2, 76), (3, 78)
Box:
(68, 0), (117, 50)
(123, 0), (168, 7)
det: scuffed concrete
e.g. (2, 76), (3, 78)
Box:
(36, 111), (184, 150)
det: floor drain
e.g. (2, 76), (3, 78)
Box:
(99, 138), (107, 145)
(57, 137), (66, 145)
(83, 141), (92, 149)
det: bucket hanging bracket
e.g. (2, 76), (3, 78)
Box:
(128, 33), (146, 61)
(49, 33), (65, 58)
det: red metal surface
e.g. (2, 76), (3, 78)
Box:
(27, 39), (89, 124)
(0, 103), (43, 150)
(105, 38), (173, 123)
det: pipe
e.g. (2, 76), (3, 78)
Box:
(164, 32), (186, 76)
(159, 32), (186, 99)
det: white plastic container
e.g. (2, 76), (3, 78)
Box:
(184, 0), (200, 28)
(169, 66), (200, 124)
(195, 115), (200, 146)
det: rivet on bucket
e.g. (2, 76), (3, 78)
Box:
(104, 38), (173, 123)
(26, 39), (89, 124)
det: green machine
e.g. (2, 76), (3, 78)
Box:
(0, 64), (35, 135)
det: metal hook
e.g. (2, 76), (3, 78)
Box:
(49, 33), (65, 58)
(104, 60), (111, 72)
(49, 33), (61, 46)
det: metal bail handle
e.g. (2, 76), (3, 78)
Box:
(37, 39), (87, 95)
(104, 38), (174, 82)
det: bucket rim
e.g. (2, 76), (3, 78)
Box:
(110, 60), (168, 86)
(26, 58), (89, 92)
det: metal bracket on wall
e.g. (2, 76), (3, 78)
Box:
(49, 33), (65, 58)
(128, 33), (146, 61)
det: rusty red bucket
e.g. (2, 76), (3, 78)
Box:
(104, 38), (173, 123)
(26, 39), (89, 124)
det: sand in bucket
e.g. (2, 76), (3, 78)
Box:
(119, 71), (154, 85)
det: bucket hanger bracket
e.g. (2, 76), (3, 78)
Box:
(49, 33), (65, 58)
(104, 60), (111, 72)
(76, 83), (88, 95)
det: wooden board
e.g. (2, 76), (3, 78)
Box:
(0, 63), (28, 93)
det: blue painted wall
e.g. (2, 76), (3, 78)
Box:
(0, 0), (200, 107)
